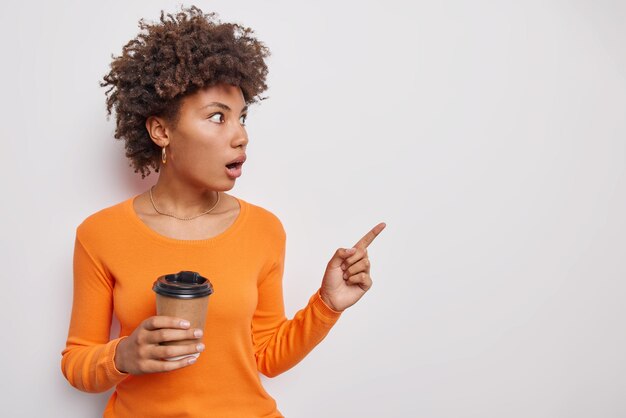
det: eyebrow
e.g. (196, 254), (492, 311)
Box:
(200, 102), (248, 113)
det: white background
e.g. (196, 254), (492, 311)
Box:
(1, 1), (625, 417)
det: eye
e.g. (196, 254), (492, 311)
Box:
(239, 114), (247, 126)
(208, 113), (224, 123)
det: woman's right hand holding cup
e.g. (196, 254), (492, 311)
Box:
(114, 316), (204, 375)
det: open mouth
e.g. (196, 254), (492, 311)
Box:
(225, 155), (246, 178)
(226, 162), (242, 170)
(225, 161), (244, 178)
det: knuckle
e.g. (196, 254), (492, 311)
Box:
(157, 329), (168, 341)
(364, 259), (370, 267)
(162, 346), (177, 358)
(137, 360), (149, 373)
(137, 345), (149, 359)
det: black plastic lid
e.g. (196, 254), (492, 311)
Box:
(152, 271), (214, 299)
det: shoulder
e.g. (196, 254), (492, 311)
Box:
(75, 196), (133, 243)
(238, 198), (286, 241)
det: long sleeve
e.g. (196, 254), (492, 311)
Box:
(251, 226), (343, 377)
(60, 231), (129, 392)
(60, 196), (337, 416)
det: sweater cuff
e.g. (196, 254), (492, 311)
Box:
(103, 337), (130, 383)
(311, 289), (343, 322)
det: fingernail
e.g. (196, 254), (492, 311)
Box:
(343, 273), (348, 279)
(188, 357), (197, 365)
(196, 343), (205, 352)
(194, 329), (203, 338)
(180, 320), (190, 328)
(347, 248), (356, 253)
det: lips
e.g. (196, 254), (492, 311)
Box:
(225, 154), (246, 179)
(226, 154), (246, 169)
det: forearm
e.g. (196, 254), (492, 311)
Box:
(61, 336), (129, 393)
(255, 289), (342, 377)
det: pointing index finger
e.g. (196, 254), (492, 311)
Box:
(354, 222), (386, 250)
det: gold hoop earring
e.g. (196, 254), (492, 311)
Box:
(161, 146), (167, 164)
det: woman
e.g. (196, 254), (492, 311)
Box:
(61, 6), (385, 417)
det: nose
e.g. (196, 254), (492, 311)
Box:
(231, 122), (248, 149)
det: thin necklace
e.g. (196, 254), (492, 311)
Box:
(149, 186), (221, 221)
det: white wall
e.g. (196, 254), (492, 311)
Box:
(2, 0), (625, 417)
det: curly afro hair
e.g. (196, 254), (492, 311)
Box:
(100, 5), (270, 177)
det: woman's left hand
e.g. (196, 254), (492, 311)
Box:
(320, 222), (386, 312)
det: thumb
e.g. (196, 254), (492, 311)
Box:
(327, 247), (356, 269)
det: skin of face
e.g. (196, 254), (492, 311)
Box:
(146, 83), (249, 194)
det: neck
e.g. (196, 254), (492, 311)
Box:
(151, 169), (221, 217)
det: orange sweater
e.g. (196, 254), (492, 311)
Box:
(61, 195), (342, 417)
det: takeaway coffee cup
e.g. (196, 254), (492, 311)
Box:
(152, 271), (214, 360)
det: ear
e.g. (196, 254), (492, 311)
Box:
(145, 116), (170, 147)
